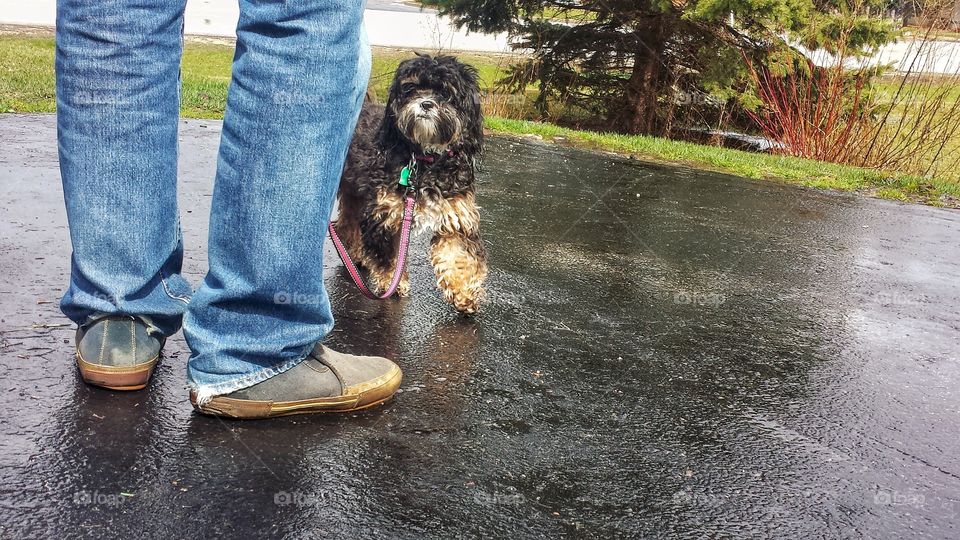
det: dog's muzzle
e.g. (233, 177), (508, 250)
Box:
(399, 97), (459, 150)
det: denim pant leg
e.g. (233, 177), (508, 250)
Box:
(56, 0), (192, 337)
(183, 2), (371, 401)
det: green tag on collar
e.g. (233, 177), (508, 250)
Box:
(399, 165), (412, 187)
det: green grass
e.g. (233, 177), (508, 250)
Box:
(179, 43), (232, 118)
(2, 32), (957, 207)
(485, 117), (960, 205)
(0, 35), (56, 113)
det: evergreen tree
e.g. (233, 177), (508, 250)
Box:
(434, 0), (897, 135)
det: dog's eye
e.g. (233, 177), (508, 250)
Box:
(400, 83), (416, 94)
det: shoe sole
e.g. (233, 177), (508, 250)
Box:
(190, 366), (402, 419)
(76, 352), (158, 391)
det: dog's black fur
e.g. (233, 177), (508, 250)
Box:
(335, 54), (488, 313)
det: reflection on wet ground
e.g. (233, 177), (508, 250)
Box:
(1, 115), (958, 537)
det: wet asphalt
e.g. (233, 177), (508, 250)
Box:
(1, 114), (959, 538)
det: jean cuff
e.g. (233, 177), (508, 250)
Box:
(189, 342), (316, 406)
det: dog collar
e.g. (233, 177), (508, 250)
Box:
(414, 149), (456, 164)
(399, 150), (457, 189)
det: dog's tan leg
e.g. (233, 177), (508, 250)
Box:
(362, 191), (411, 297)
(431, 231), (486, 313)
(397, 270), (411, 297)
(430, 195), (487, 313)
(366, 234), (411, 297)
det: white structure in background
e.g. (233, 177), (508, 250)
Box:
(872, 38), (960, 74)
(795, 38), (960, 75)
(0, 0), (514, 53)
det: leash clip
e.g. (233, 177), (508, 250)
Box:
(399, 154), (418, 195)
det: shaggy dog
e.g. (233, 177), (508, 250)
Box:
(334, 54), (487, 314)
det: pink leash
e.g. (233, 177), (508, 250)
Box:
(328, 195), (416, 300)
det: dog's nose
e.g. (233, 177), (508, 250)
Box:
(420, 99), (436, 111)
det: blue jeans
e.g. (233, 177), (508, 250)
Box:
(56, 0), (371, 400)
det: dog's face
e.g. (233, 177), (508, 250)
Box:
(382, 54), (482, 155)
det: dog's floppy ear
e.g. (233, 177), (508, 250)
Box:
(453, 60), (484, 164)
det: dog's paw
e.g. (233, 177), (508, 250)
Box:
(441, 284), (484, 314)
(453, 298), (480, 314)
(396, 276), (411, 297)
(369, 270), (409, 298)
